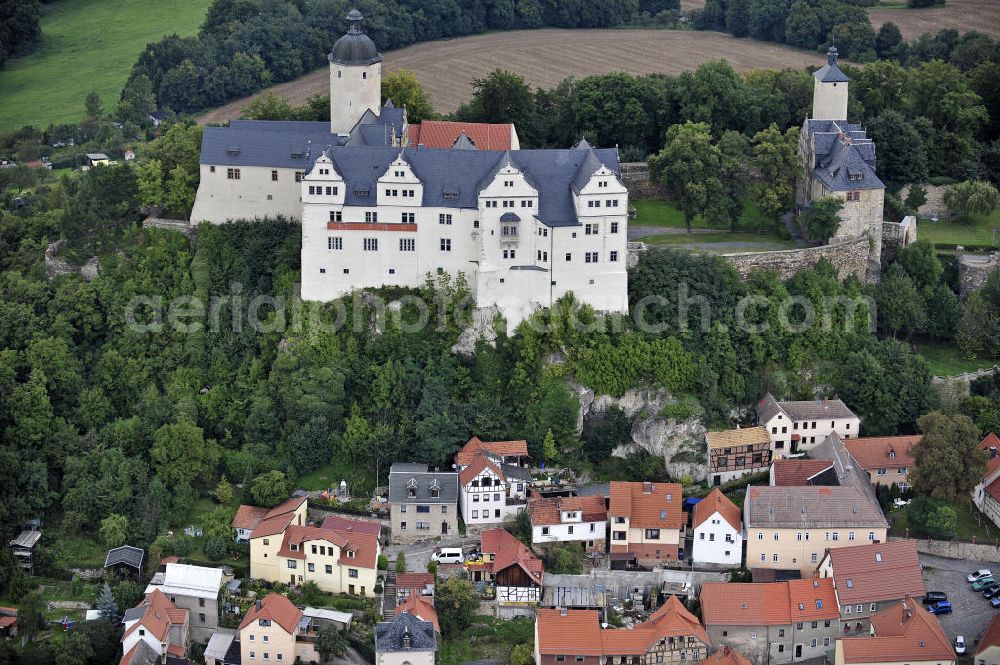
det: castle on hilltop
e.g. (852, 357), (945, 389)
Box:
(190, 10), (629, 325)
(797, 45), (886, 280)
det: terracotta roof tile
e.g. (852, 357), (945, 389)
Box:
(455, 436), (529, 465)
(458, 455), (506, 487)
(700, 580), (837, 626)
(239, 593), (303, 634)
(122, 589), (187, 644)
(529, 495), (606, 526)
(320, 515), (382, 536)
(396, 572), (435, 594)
(692, 488), (741, 530)
(536, 610), (606, 655)
(248, 497), (307, 538)
(979, 433), (1000, 483)
(977, 612), (1000, 657)
(702, 646), (752, 665)
(397, 594), (440, 633)
(409, 121), (515, 151)
(843, 436), (921, 472)
(771, 460), (834, 486)
(609, 482), (683, 529)
(840, 599), (952, 663)
(786, 578), (840, 622)
(825, 540), (925, 604)
(705, 427), (770, 450)
(0, 616), (16, 629)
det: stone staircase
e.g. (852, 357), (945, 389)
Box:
(381, 571), (397, 619)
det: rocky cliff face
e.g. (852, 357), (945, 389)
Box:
(570, 380), (708, 482)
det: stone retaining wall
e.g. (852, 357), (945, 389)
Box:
(899, 184), (950, 219)
(143, 217), (196, 240)
(889, 535), (1000, 563)
(722, 234), (871, 282)
(620, 162), (664, 199)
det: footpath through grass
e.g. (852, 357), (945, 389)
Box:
(0, 0), (212, 132)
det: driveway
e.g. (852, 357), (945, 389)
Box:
(920, 552), (997, 648)
(383, 532), (481, 573)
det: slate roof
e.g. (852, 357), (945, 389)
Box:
(376, 611), (437, 653)
(120, 640), (161, 665)
(328, 9), (381, 66)
(804, 120), (883, 192)
(700, 579), (838, 626)
(758, 393), (858, 422)
(744, 485), (887, 529)
(609, 481), (684, 529)
(840, 599), (952, 663)
(811, 433), (878, 499)
(105, 545), (144, 570)
(388, 463), (459, 504)
(814, 45), (850, 83)
(824, 540), (925, 604)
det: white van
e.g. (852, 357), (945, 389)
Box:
(431, 548), (464, 564)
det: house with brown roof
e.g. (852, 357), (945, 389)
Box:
(817, 540), (925, 633)
(757, 393), (860, 455)
(692, 489), (742, 567)
(233, 496), (307, 543)
(703, 647), (753, 665)
(706, 427), (774, 486)
(471, 529), (544, 608)
(609, 481), (685, 565)
(396, 593), (440, 634)
(833, 598), (954, 665)
(533, 596), (711, 665)
(976, 611), (1000, 665)
(843, 435), (921, 490)
(973, 433), (1000, 531)
(396, 572), (435, 603)
(246, 498), (380, 597)
(744, 485), (888, 575)
(700, 579), (841, 665)
(455, 437), (532, 527)
(239, 593), (320, 665)
(770, 460), (838, 487)
(529, 495), (607, 552)
(120, 589), (189, 665)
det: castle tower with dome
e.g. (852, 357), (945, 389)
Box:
(328, 9), (383, 134)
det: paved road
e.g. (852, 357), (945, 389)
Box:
(384, 532), (480, 573)
(920, 552), (998, 648)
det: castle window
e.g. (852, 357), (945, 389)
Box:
(362, 72), (367, 79)
(271, 170), (278, 181)
(611, 222), (619, 233)
(598, 180), (608, 188)
(585, 223), (598, 235)
(610, 251), (619, 262)
(329, 237), (343, 250)
(439, 214), (452, 225)
(326, 186), (336, 195)
(365, 211), (378, 223)
(400, 238), (415, 251)
(227, 168), (240, 180)
(402, 212), (415, 223)
(295, 172), (303, 182)
(585, 251), (598, 263)
(440, 238), (451, 252)
(566, 253), (572, 261)
(363, 238), (378, 251)
(330, 211), (342, 222)
(210, 166), (215, 173)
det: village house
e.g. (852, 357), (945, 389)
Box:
(833, 598), (954, 665)
(756, 394), (860, 455)
(454, 437), (532, 526)
(706, 426), (774, 486)
(973, 433), (1000, 530)
(702, 647), (753, 665)
(241, 497), (380, 596)
(743, 485), (888, 575)
(817, 540), (925, 633)
(977, 612), (1000, 665)
(396, 593), (440, 634)
(239, 594), (320, 665)
(472, 528), (544, 609)
(842, 435), (921, 490)
(232, 496), (307, 543)
(533, 596), (711, 665)
(388, 463), (459, 543)
(529, 494), (607, 552)
(144, 562), (224, 642)
(609, 481), (685, 566)
(691, 488), (742, 567)
(700, 579), (840, 665)
(770, 459), (840, 487)
(120, 589), (190, 665)
(376, 610), (438, 665)
(395, 572), (435, 603)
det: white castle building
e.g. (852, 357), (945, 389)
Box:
(190, 10), (629, 324)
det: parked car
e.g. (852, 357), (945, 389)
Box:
(984, 585), (1000, 599)
(992, 596), (1000, 608)
(968, 569), (993, 583)
(431, 548), (465, 565)
(928, 601), (953, 615)
(922, 592), (948, 604)
(972, 577), (997, 591)
(955, 636), (966, 655)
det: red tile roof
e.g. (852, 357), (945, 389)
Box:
(771, 459), (834, 486)
(232, 505), (269, 530)
(397, 594), (440, 633)
(843, 436), (921, 472)
(700, 579), (838, 626)
(320, 515), (382, 537)
(0, 616), (16, 630)
(239, 593), (303, 634)
(825, 540), (925, 604)
(396, 572), (435, 594)
(979, 433), (1000, 501)
(977, 611), (1000, 657)
(455, 436), (529, 466)
(122, 589), (187, 644)
(702, 646), (752, 665)
(692, 488), (741, 530)
(609, 482), (683, 529)
(536, 598), (708, 656)
(409, 121), (515, 151)
(480, 529), (542, 583)
(458, 454), (506, 487)
(529, 495), (606, 527)
(247, 496), (308, 538)
(276, 524), (379, 570)
(840, 599), (952, 663)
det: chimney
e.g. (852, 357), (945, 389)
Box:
(560, 608), (568, 617)
(402, 627), (412, 650)
(255, 599), (262, 611)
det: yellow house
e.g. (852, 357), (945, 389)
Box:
(834, 599), (954, 665)
(243, 498), (380, 597)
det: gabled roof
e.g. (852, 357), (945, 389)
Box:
(570, 148), (606, 194)
(609, 482), (684, 529)
(759, 393), (858, 422)
(744, 485), (887, 529)
(122, 589), (187, 645)
(388, 463), (459, 504)
(320, 515), (382, 537)
(771, 459), (835, 487)
(376, 610), (437, 653)
(840, 599), (952, 663)
(700, 579), (838, 626)
(843, 436), (921, 471)
(977, 611), (1000, 657)
(458, 455), (506, 487)
(705, 427), (771, 450)
(409, 121), (515, 151)
(692, 488), (741, 531)
(396, 572), (435, 596)
(233, 505), (269, 531)
(239, 593), (303, 634)
(824, 540), (925, 604)
(702, 647), (752, 665)
(120, 640), (161, 665)
(811, 433), (879, 500)
(247, 496), (307, 538)
(529, 495), (607, 527)
(105, 545), (144, 570)
(396, 593), (440, 633)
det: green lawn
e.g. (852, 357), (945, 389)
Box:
(917, 210), (1000, 248)
(0, 0), (213, 132)
(913, 339), (997, 377)
(631, 198), (778, 232)
(890, 499), (996, 543)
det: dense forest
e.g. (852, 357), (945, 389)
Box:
(0, 0), (42, 68)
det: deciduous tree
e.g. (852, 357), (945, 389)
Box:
(648, 122), (724, 233)
(435, 576), (479, 637)
(910, 411), (987, 501)
(382, 70), (435, 123)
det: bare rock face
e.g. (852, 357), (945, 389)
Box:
(570, 380), (708, 482)
(80, 257), (100, 281)
(451, 306), (500, 356)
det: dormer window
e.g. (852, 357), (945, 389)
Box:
(227, 146), (240, 156)
(408, 487), (416, 498)
(347, 550), (356, 558)
(291, 544), (298, 551)
(259, 619), (271, 627)
(888, 450), (895, 458)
